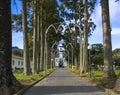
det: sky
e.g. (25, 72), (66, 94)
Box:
(11, 0), (120, 50)
(89, 0), (120, 50)
(11, 0), (23, 49)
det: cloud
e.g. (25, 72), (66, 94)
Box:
(12, 32), (23, 49)
(92, 27), (120, 36)
(92, 0), (120, 28)
(109, 0), (120, 20)
(90, 1), (120, 50)
(91, 1), (102, 27)
(111, 28), (120, 35)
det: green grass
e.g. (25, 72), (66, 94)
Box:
(67, 68), (120, 90)
(67, 68), (120, 77)
(14, 69), (55, 81)
(115, 70), (120, 75)
(66, 68), (88, 77)
(91, 69), (120, 77)
(14, 72), (43, 81)
(92, 70), (104, 77)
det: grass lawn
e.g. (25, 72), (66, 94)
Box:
(67, 68), (120, 77)
(14, 69), (55, 85)
(67, 68), (120, 92)
(115, 70), (120, 75)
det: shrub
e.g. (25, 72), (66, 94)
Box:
(92, 53), (103, 70)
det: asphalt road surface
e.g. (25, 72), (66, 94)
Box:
(23, 68), (107, 95)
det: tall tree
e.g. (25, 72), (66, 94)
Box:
(79, 0), (83, 74)
(101, 0), (115, 78)
(82, 0), (88, 72)
(40, 0), (63, 71)
(59, 0), (80, 69)
(22, 0), (31, 75)
(36, 0), (41, 73)
(32, 0), (38, 73)
(0, 0), (22, 94)
(11, 0), (63, 73)
(40, 0), (44, 71)
(59, 0), (96, 71)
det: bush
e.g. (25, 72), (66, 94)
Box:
(92, 53), (103, 70)
(113, 55), (120, 66)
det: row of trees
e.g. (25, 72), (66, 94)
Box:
(59, 0), (96, 73)
(0, 0), (63, 94)
(19, 0), (63, 75)
(89, 44), (120, 69)
(59, 0), (115, 78)
(13, 0), (95, 76)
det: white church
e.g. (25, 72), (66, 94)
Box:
(55, 44), (67, 67)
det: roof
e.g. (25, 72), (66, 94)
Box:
(12, 55), (23, 60)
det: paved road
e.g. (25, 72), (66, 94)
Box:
(23, 68), (107, 95)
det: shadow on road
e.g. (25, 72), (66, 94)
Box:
(23, 68), (107, 95)
(29, 85), (103, 95)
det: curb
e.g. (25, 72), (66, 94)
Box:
(97, 85), (119, 95)
(105, 89), (119, 95)
(14, 70), (55, 95)
(67, 69), (119, 95)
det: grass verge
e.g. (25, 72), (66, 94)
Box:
(14, 69), (55, 85)
(67, 68), (120, 94)
(67, 68), (120, 77)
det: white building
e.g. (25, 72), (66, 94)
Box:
(12, 55), (24, 71)
(55, 44), (67, 67)
(55, 57), (67, 67)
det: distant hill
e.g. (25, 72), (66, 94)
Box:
(12, 46), (23, 57)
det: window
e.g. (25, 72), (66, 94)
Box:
(18, 61), (20, 66)
(12, 60), (15, 65)
(21, 62), (23, 66)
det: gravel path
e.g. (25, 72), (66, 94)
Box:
(23, 68), (108, 95)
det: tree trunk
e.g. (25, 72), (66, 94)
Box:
(40, 0), (44, 71)
(101, 0), (115, 78)
(45, 39), (48, 70)
(22, 0), (31, 75)
(36, 0), (40, 73)
(47, 46), (51, 69)
(32, 0), (38, 74)
(0, 1), (22, 94)
(83, 0), (88, 73)
(79, 0), (83, 74)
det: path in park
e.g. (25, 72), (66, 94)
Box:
(23, 68), (107, 95)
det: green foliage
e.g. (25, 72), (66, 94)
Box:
(92, 70), (103, 77)
(115, 70), (120, 75)
(14, 69), (54, 81)
(47, 29), (62, 48)
(91, 43), (103, 54)
(59, 0), (80, 20)
(14, 72), (43, 81)
(67, 67), (120, 78)
(92, 70), (120, 77)
(67, 68), (103, 77)
(63, 31), (73, 43)
(112, 48), (120, 66)
(12, 14), (22, 32)
(43, 0), (64, 29)
(12, 47), (23, 56)
(90, 44), (104, 69)
(92, 53), (103, 65)
(59, 0), (96, 33)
